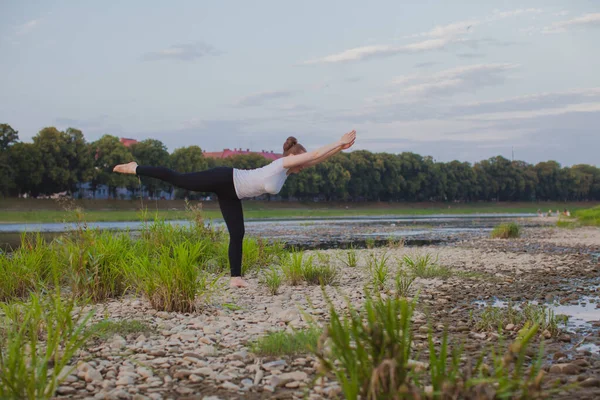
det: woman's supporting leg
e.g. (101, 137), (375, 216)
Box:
(217, 196), (245, 277)
(136, 165), (233, 193)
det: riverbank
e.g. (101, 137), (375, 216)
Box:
(42, 226), (600, 399)
(0, 199), (593, 223)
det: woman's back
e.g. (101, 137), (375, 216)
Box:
(233, 158), (289, 199)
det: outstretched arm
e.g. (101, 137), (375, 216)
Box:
(282, 130), (356, 169)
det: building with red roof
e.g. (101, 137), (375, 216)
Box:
(120, 138), (138, 148)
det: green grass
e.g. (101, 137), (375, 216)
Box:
(89, 319), (154, 340)
(490, 222), (521, 239)
(558, 205), (600, 228)
(367, 253), (390, 290)
(314, 289), (551, 399)
(125, 240), (220, 312)
(260, 265), (283, 295)
(0, 291), (95, 400)
(250, 328), (321, 357)
(402, 253), (453, 279)
(476, 302), (568, 336)
(1, 201), (596, 223)
(339, 246), (359, 268)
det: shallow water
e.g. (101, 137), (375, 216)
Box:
(0, 213), (537, 233)
(475, 296), (600, 334)
(0, 213), (538, 252)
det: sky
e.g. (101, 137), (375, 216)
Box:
(1, 0), (599, 166)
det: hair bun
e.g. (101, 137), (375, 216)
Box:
(283, 136), (298, 152)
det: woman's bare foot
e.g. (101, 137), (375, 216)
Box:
(230, 277), (248, 288)
(113, 162), (138, 175)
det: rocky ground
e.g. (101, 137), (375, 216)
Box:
(54, 226), (600, 400)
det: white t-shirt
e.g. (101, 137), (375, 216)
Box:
(233, 158), (290, 199)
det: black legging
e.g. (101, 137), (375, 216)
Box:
(136, 166), (244, 277)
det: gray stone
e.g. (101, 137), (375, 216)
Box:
(85, 366), (103, 383)
(194, 367), (214, 376)
(549, 363), (580, 375)
(137, 367), (153, 379)
(263, 360), (287, 371)
(270, 371), (308, 387)
(116, 376), (135, 386)
(57, 386), (77, 395)
(220, 381), (240, 391)
(581, 377), (600, 387)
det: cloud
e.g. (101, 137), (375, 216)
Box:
(15, 19), (40, 35)
(344, 76), (362, 83)
(304, 8), (539, 65)
(542, 13), (600, 33)
(303, 38), (457, 64)
(142, 42), (219, 61)
(391, 63), (519, 98)
(414, 61), (439, 69)
(489, 8), (543, 20)
(461, 102), (600, 121)
(235, 90), (295, 107)
(457, 53), (485, 59)
(416, 20), (480, 38)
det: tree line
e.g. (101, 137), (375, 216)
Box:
(1, 123), (599, 202)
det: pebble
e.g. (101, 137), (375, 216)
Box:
(549, 363), (580, 375)
(580, 377), (600, 388)
(57, 386), (76, 395)
(221, 381), (241, 391)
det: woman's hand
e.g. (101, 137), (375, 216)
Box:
(340, 130), (356, 150)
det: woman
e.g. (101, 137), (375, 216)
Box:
(113, 130), (356, 288)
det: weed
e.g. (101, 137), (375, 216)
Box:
(315, 291), (416, 399)
(368, 253), (390, 290)
(394, 269), (415, 298)
(402, 253), (452, 279)
(250, 328), (320, 356)
(280, 252), (311, 286)
(0, 233), (51, 302)
(62, 229), (131, 302)
(339, 246), (359, 268)
(89, 319), (154, 340)
(303, 253), (340, 286)
(490, 223), (521, 239)
(387, 236), (405, 249)
(0, 291), (94, 400)
(261, 265), (283, 295)
(125, 241), (220, 312)
(365, 237), (376, 249)
(475, 302), (567, 336)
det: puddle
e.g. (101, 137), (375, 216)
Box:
(474, 296), (600, 331)
(578, 343), (600, 353)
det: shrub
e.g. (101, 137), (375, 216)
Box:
(490, 223), (521, 239)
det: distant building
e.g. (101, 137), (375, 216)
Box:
(203, 148), (282, 161)
(120, 138), (138, 148)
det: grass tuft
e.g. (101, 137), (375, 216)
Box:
(339, 246), (359, 268)
(89, 319), (154, 340)
(250, 328), (320, 357)
(368, 253), (390, 290)
(402, 253), (452, 279)
(475, 301), (567, 336)
(260, 265), (283, 295)
(0, 290), (95, 400)
(490, 222), (521, 239)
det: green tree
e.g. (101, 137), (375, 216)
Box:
(131, 139), (170, 198)
(91, 135), (137, 198)
(9, 142), (43, 196)
(0, 124), (20, 195)
(169, 145), (207, 199)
